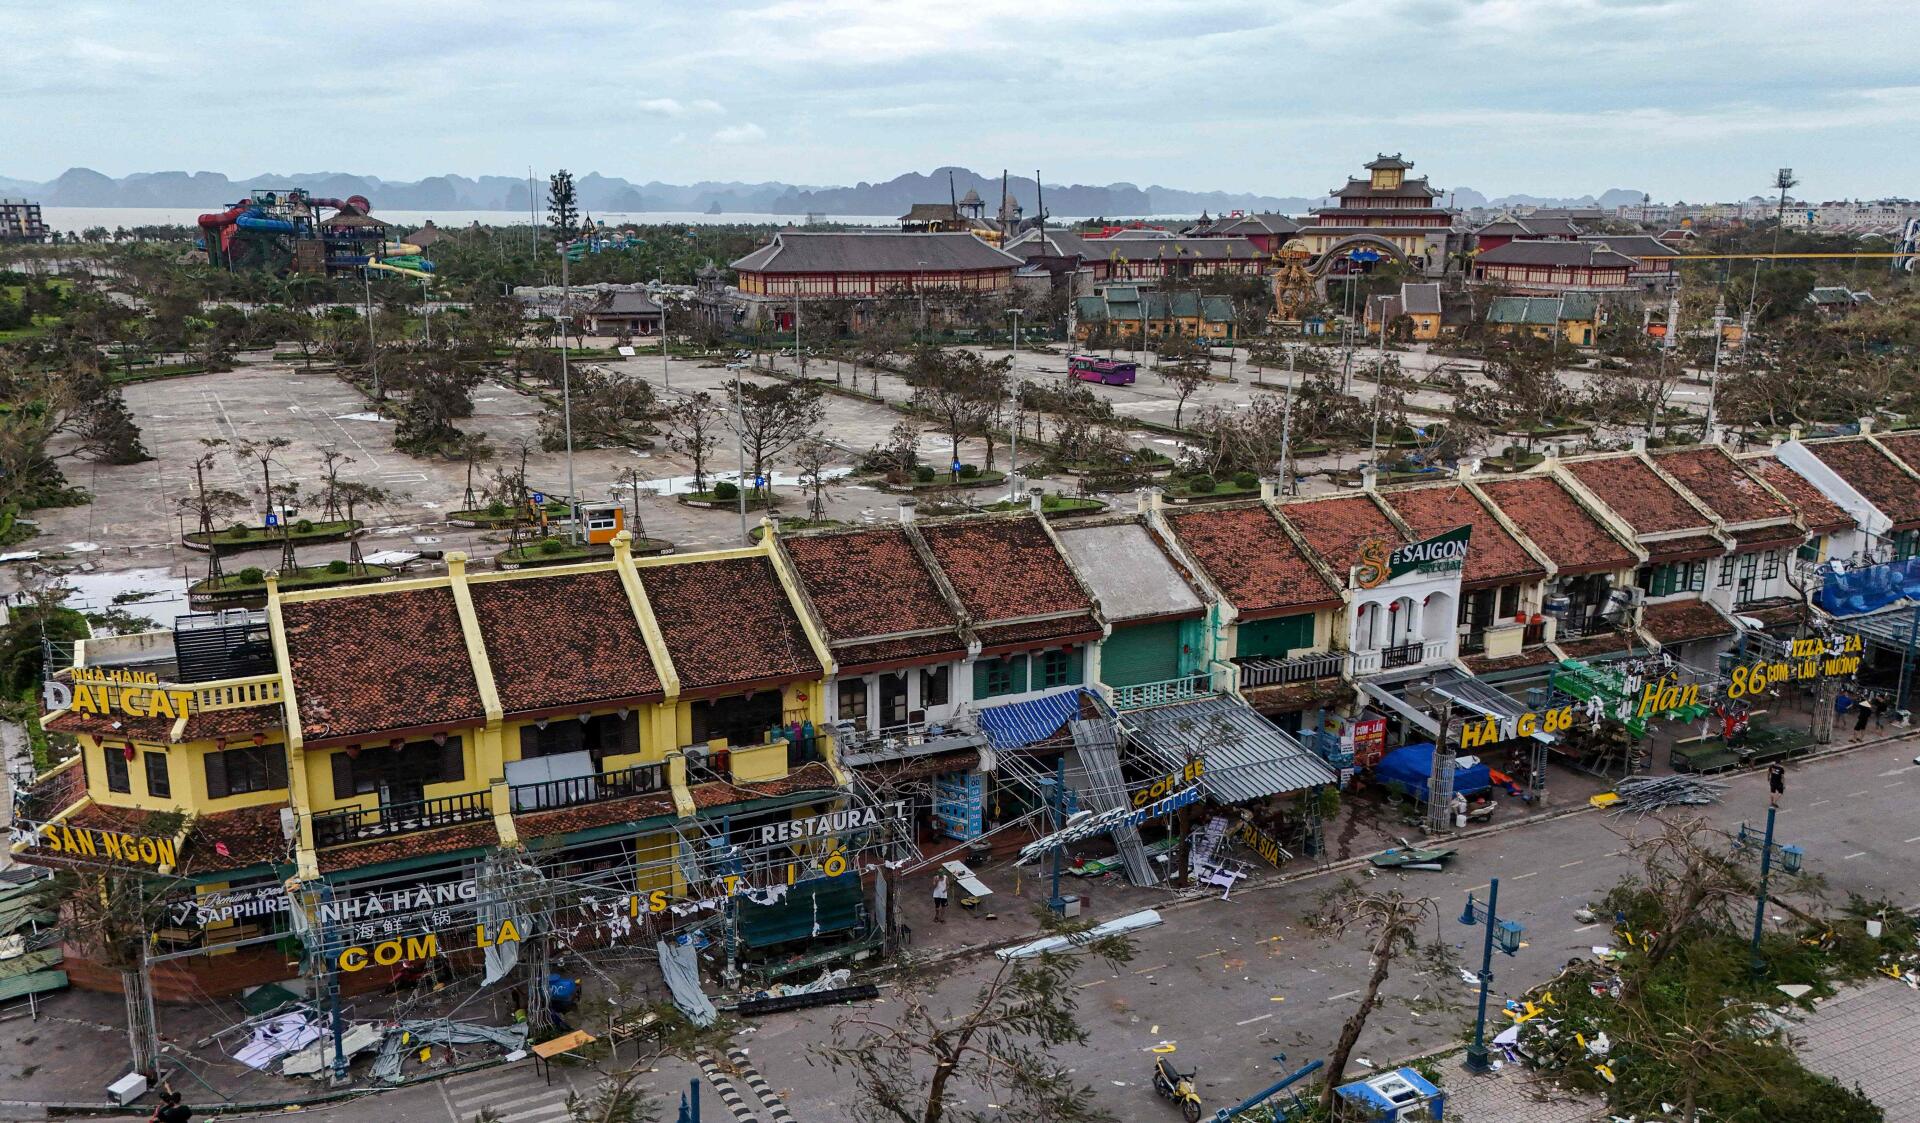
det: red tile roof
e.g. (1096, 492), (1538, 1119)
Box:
(469, 570), (663, 715)
(179, 804), (291, 875)
(1808, 439), (1920, 529)
(1746, 459), (1854, 535)
(1730, 525), (1807, 552)
(688, 760), (841, 809)
(1463, 647), (1561, 676)
(177, 704), (282, 744)
(640, 555), (822, 694)
(833, 633), (969, 673)
(784, 527), (961, 640)
(317, 821), (499, 873)
(1279, 495), (1408, 578)
(1641, 599), (1734, 645)
(1641, 534), (1725, 564)
(1165, 504), (1340, 618)
(1382, 483), (1545, 588)
(1479, 477), (1636, 576)
(974, 613), (1102, 655)
(858, 748), (982, 786)
(916, 515), (1091, 623)
(1873, 432), (1920, 482)
(43, 709), (177, 742)
(1556, 633), (1639, 659)
(281, 587), (485, 744)
(513, 790), (678, 840)
(1737, 596), (1805, 628)
(1565, 455), (1708, 534)
(1654, 447), (1793, 524)
(1242, 677), (1351, 715)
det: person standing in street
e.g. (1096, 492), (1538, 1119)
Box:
(1768, 762), (1786, 808)
(1854, 692), (1876, 735)
(932, 872), (949, 923)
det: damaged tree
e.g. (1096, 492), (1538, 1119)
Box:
(1308, 884), (1451, 1108)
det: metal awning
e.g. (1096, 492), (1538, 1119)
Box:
(1359, 681), (1440, 737)
(1848, 606), (1920, 652)
(1362, 669), (1551, 744)
(974, 687), (1107, 750)
(1124, 696), (1336, 803)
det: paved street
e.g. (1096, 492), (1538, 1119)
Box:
(243, 733), (1920, 1123)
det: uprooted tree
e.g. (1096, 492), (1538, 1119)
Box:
(812, 915), (1137, 1123)
(1308, 884), (1453, 1109)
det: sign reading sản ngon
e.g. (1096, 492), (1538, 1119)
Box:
(12, 820), (179, 868)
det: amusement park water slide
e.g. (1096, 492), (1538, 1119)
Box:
(195, 195), (434, 277)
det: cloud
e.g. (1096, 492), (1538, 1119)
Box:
(636, 97), (726, 117)
(713, 122), (768, 144)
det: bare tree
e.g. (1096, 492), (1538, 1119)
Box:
(315, 444), (355, 522)
(333, 480), (396, 572)
(793, 436), (837, 522)
(666, 391), (724, 494)
(177, 439), (246, 581)
(232, 436), (293, 523)
(1308, 884), (1452, 1108)
(906, 347), (1009, 470)
(731, 378), (825, 502)
(1158, 342), (1210, 429)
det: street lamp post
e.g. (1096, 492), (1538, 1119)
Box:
(1737, 807), (1805, 975)
(556, 242), (581, 544)
(1007, 307), (1023, 501)
(1706, 299), (1727, 441)
(1460, 877), (1525, 1073)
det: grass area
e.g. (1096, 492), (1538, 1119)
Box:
(185, 519), (360, 552)
(887, 469), (1008, 492)
(978, 494), (1109, 518)
(677, 490), (775, 509)
(447, 505), (574, 527)
(1162, 475), (1261, 501)
(750, 518), (847, 541)
(1060, 451), (1176, 475)
(495, 539), (616, 566)
(191, 562), (394, 597)
(110, 362), (211, 384)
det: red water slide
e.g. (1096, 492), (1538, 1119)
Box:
(197, 201), (249, 254)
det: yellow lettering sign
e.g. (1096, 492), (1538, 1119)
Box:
(338, 933), (439, 972)
(34, 822), (175, 868)
(62, 679), (194, 720)
(1134, 761), (1208, 808)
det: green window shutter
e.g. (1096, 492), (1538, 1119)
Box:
(1237, 614), (1314, 660)
(1101, 621), (1180, 687)
(1065, 646), (1085, 685)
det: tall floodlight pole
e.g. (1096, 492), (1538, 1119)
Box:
(1706, 298), (1727, 441)
(1279, 346), (1296, 495)
(558, 243), (580, 544)
(362, 267), (379, 400)
(1008, 307), (1023, 501)
(661, 296), (671, 389)
(733, 375), (749, 542)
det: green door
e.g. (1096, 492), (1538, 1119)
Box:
(1237, 614), (1315, 660)
(1101, 619), (1183, 687)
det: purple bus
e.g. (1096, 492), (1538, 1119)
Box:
(1069, 355), (1137, 385)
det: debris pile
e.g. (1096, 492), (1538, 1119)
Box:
(1605, 775), (1727, 815)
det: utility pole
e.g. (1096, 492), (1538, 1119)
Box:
(1007, 307), (1022, 501)
(557, 242), (581, 544)
(661, 295), (671, 388)
(1739, 806), (1805, 975)
(732, 374), (749, 542)
(1706, 298), (1727, 441)
(1279, 346), (1296, 496)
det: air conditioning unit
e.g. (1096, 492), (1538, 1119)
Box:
(279, 807), (297, 842)
(683, 746), (710, 771)
(107, 1073), (148, 1106)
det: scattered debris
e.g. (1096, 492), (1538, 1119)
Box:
(1606, 775), (1727, 815)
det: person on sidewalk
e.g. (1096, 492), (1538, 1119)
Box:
(1768, 762), (1786, 808)
(1854, 692), (1876, 735)
(150, 1086), (191, 1123)
(932, 872), (949, 923)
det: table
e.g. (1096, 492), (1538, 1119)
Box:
(531, 1028), (596, 1084)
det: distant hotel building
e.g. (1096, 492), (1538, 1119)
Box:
(1, 199), (47, 242)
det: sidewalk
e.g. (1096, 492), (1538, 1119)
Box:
(1793, 978), (1920, 1123)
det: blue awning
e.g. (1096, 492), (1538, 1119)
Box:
(975, 687), (1105, 750)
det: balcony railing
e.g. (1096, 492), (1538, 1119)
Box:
(1111, 672), (1216, 711)
(1459, 632), (1488, 656)
(193, 674), (283, 712)
(510, 762), (668, 813)
(1557, 612), (1609, 639)
(312, 791), (493, 849)
(834, 718), (986, 767)
(1237, 651), (1348, 688)
(1352, 640), (1451, 675)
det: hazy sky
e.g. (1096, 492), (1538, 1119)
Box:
(5, 0), (1915, 200)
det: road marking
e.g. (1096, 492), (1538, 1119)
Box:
(1077, 978), (1108, 989)
(1847, 790), (1870, 798)
(1844, 851), (1868, 860)
(1559, 860), (1585, 868)
(1889, 781), (1907, 787)
(1135, 963), (1170, 975)
(1574, 923), (1600, 933)
(1236, 1013), (1274, 1026)
(728, 1048), (797, 1123)
(1326, 989), (1361, 1002)
(1463, 883), (1491, 896)
(1195, 949), (1224, 960)
(1510, 871), (1539, 881)
(1904, 835), (1920, 844)
(1808, 799), (1831, 807)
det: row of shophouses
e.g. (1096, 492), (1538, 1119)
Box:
(15, 429), (1920, 999)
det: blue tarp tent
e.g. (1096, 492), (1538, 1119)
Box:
(1373, 742), (1492, 799)
(1818, 558), (1920, 617)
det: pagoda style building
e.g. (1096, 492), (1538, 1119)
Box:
(1293, 155), (1459, 277)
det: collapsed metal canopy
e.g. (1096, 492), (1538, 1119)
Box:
(1846, 605), (1920, 652)
(975, 687), (1108, 750)
(1362, 669), (1552, 744)
(1124, 696), (1336, 803)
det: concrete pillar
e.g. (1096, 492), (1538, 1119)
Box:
(1028, 487), (1044, 513)
(898, 498), (917, 524)
(1361, 465), (1378, 492)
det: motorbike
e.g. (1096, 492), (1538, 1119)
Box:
(1152, 1054), (1203, 1122)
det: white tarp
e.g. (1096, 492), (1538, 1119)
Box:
(658, 939), (718, 1027)
(996, 909), (1164, 960)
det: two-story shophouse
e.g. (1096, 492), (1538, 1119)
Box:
(1650, 445), (1810, 630)
(1474, 473), (1646, 663)
(17, 535), (913, 997)
(1774, 429), (1920, 563)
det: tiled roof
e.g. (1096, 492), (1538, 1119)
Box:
(1808, 439), (1920, 528)
(1737, 596), (1805, 628)
(1730, 525), (1807, 552)
(689, 761), (841, 810)
(640, 555), (822, 694)
(177, 704), (282, 745)
(1280, 495), (1408, 579)
(1872, 432), (1920, 490)
(1556, 633), (1639, 659)
(318, 821), (499, 874)
(917, 515), (1091, 624)
(1653, 447), (1792, 524)
(1382, 483), (1545, 588)
(43, 709), (177, 742)
(974, 613), (1102, 654)
(1477, 241), (1635, 269)
(1054, 521), (1204, 623)
(1565, 456), (1709, 535)
(1642, 534), (1725, 564)
(1642, 599), (1734, 645)
(468, 570), (663, 715)
(858, 748), (982, 786)
(783, 527), (960, 641)
(1463, 647), (1561, 676)
(832, 633), (969, 673)
(281, 587), (485, 744)
(1745, 459), (1855, 535)
(514, 790), (678, 841)
(1478, 477), (1637, 575)
(1164, 505), (1341, 617)
(178, 804), (291, 875)
(732, 232), (1021, 274)
(1242, 677), (1352, 715)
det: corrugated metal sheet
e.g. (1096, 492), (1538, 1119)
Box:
(1125, 697), (1336, 803)
(976, 687), (1106, 750)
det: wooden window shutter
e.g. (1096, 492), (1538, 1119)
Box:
(205, 751), (229, 800)
(331, 751), (354, 801)
(265, 745), (288, 789)
(439, 737), (464, 783)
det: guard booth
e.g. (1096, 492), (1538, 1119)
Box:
(1332, 1068), (1445, 1122)
(582, 502), (625, 545)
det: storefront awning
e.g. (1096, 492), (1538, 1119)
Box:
(974, 687), (1108, 750)
(1363, 669), (1553, 744)
(1125, 696), (1336, 803)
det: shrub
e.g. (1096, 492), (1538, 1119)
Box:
(295, 518), (314, 533)
(325, 559), (350, 575)
(539, 537), (566, 556)
(486, 499), (508, 518)
(236, 566), (265, 584)
(712, 480), (740, 501)
(913, 465), (936, 483)
(957, 463), (980, 479)
(1187, 474), (1216, 493)
(226, 523), (251, 539)
(1231, 470), (1259, 489)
